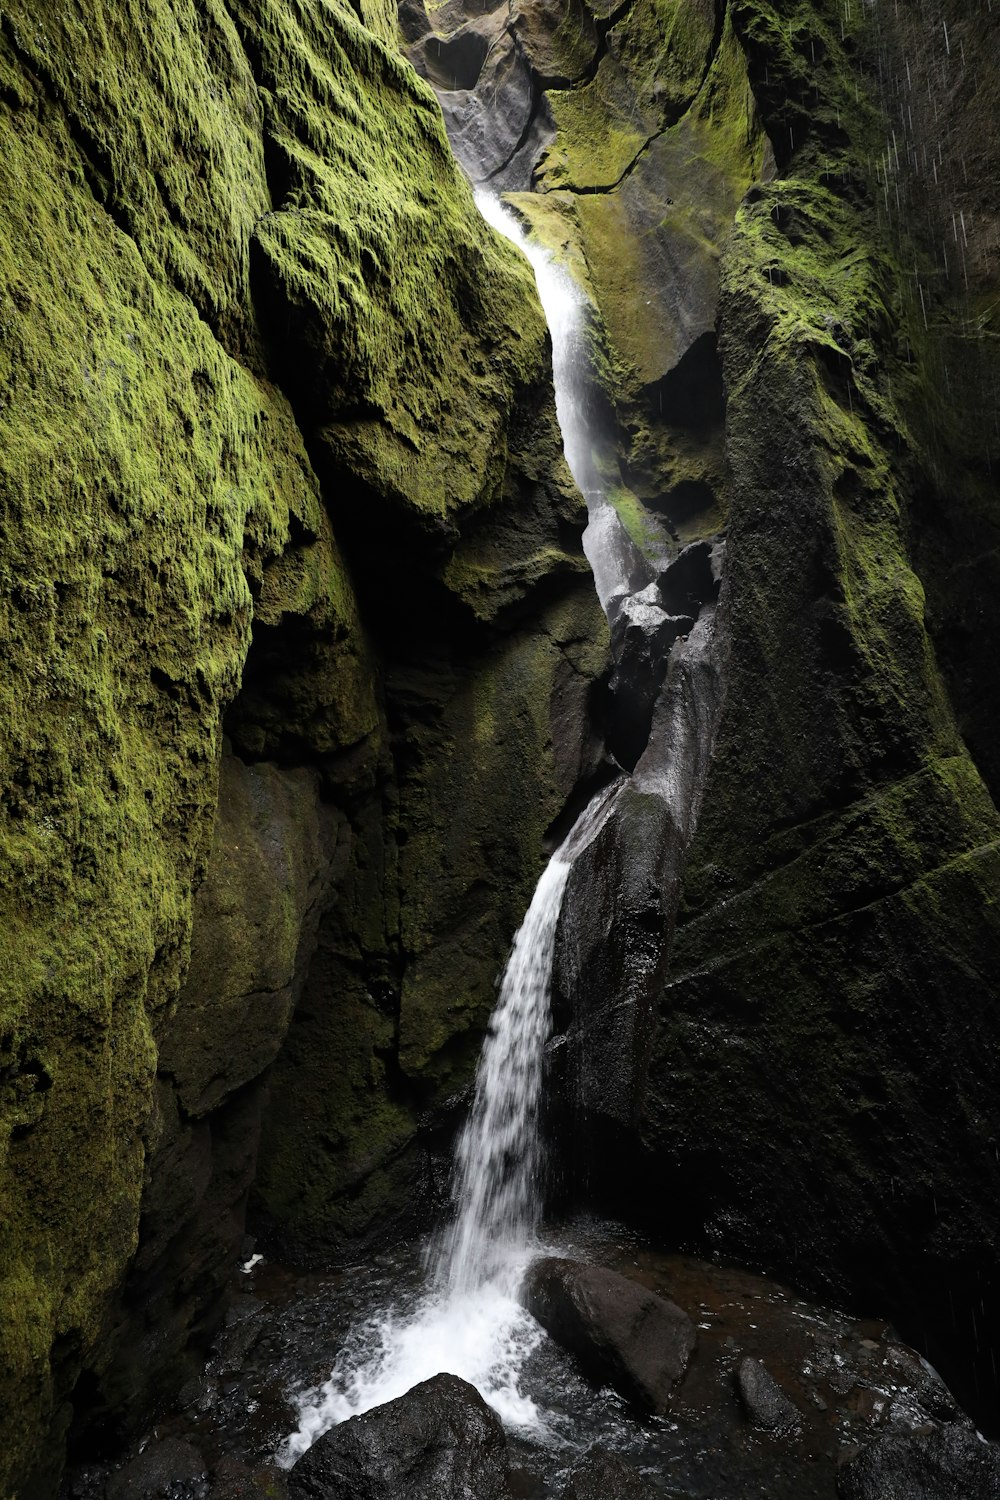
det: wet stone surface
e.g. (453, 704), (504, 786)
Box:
(63, 1219), (999, 1500)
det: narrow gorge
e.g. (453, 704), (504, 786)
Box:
(1, 0), (999, 1497)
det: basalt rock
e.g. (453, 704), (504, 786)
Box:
(837, 1423), (1000, 1500)
(735, 1357), (800, 1437)
(521, 1257), (696, 1412)
(285, 1374), (512, 1500)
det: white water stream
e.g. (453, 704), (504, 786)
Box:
(280, 783), (619, 1463)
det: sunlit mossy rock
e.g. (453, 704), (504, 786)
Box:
(402, 0), (767, 559)
(0, 0), (605, 1488)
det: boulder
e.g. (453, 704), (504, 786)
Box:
(837, 1422), (1000, 1499)
(735, 1356), (800, 1436)
(560, 1446), (656, 1499)
(285, 1373), (511, 1500)
(607, 584), (694, 770)
(520, 1257), (695, 1412)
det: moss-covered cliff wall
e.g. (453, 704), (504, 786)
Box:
(0, 0), (607, 1491)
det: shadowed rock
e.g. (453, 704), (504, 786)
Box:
(837, 1422), (1000, 1499)
(286, 1373), (511, 1499)
(607, 583), (695, 770)
(105, 1438), (208, 1500)
(521, 1257), (695, 1412)
(735, 1356), (800, 1436)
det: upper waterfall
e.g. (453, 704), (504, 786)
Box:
(474, 192), (653, 615)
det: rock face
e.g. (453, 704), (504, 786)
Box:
(285, 1374), (511, 1500)
(633, 0), (1000, 1430)
(521, 1257), (696, 1412)
(404, 0), (1000, 1437)
(400, 0), (764, 554)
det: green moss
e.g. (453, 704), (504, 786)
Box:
(228, 0), (555, 526)
(0, 82), (290, 1486)
(539, 0), (718, 192)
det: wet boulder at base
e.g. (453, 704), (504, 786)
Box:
(285, 1374), (512, 1500)
(735, 1357), (800, 1437)
(521, 1258), (695, 1413)
(836, 1422), (1000, 1500)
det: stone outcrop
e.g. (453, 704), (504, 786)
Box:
(837, 1424), (1000, 1500)
(631, 0), (1000, 1429)
(285, 1374), (511, 1500)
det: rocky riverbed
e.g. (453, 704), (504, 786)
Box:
(61, 1219), (1000, 1499)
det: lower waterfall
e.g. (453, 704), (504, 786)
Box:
(280, 782), (620, 1462)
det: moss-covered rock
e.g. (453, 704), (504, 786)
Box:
(0, 0), (607, 1489)
(75, 755), (339, 1440)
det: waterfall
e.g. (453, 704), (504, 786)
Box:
(433, 781), (622, 1296)
(280, 784), (621, 1463)
(279, 188), (721, 1471)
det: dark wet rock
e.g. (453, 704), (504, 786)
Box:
(607, 584), (694, 770)
(521, 1257), (695, 1412)
(105, 1438), (208, 1500)
(552, 613), (723, 1206)
(878, 1344), (961, 1425)
(657, 540), (722, 618)
(559, 1446), (656, 1500)
(736, 1356), (800, 1436)
(549, 783), (674, 1184)
(836, 1422), (1000, 1499)
(509, 1468), (547, 1499)
(285, 1373), (511, 1499)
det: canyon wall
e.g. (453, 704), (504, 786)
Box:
(2, 0), (999, 1491)
(0, 1), (606, 1492)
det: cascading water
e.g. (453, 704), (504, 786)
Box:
(432, 856), (573, 1297)
(433, 779), (622, 1297)
(280, 782), (620, 1464)
(474, 192), (654, 614)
